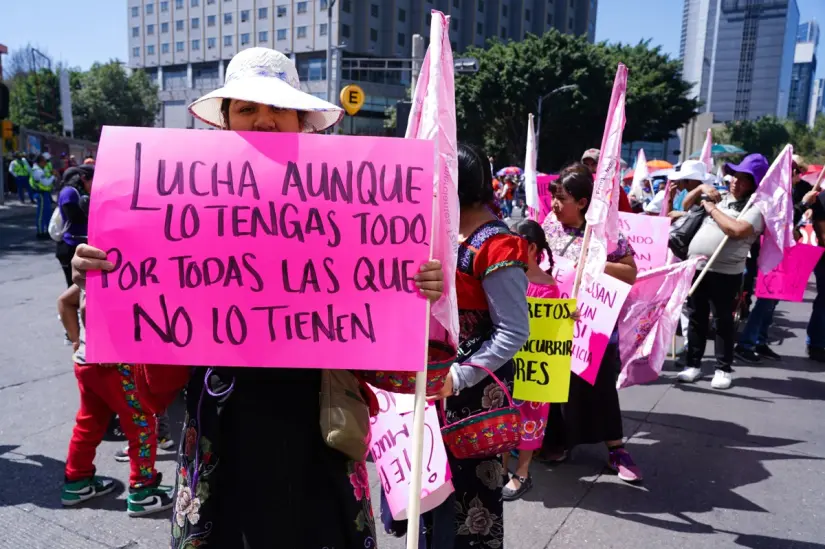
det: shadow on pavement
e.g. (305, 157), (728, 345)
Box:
(0, 213), (55, 259)
(725, 532), (825, 549)
(733, 376), (825, 401)
(523, 412), (819, 538)
(0, 393), (186, 514)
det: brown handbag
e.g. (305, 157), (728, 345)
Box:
(319, 369), (372, 462)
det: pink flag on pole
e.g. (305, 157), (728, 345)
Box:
(582, 64), (628, 289)
(752, 144), (795, 274)
(700, 128), (713, 171)
(617, 257), (703, 389)
(405, 10), (460, 348)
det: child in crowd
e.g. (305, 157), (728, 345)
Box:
(502, 220), (563, 501)
(58, 285), (174, 516)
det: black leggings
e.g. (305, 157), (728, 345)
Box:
(686, 270), (743, 371)
(56, 241), (77, 288)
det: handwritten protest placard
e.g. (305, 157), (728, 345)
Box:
(370, 388), (453, 521)
(547, 256), (575, 298)
(618, 212), (670, 272)
(572, 274), (631, 385)
(755, 244), (823, 302)
(513, 298), (576, 403)
(535, 174), (557, 221)
(85, 127), (434, 370)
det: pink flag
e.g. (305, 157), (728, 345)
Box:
(617, 258), (703, 389)
(405, 10), (460, 348)
(582, 64), (628, 289)
(752, 144), (795, 274)
(700, 128), (713, 171)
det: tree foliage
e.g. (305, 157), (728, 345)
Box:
(9, 68), (63, 135)
(713, 115), (825, 164)
(454, 31), (698, 172)
(8, 45), (159, 142)
(72, 61), (160, 141)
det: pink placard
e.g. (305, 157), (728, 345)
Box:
(550, 255), (575, 298)
(572, 274), (631, 384)
(85, 127), (434, 370)
(536, 174), (558, 221)
(370, 388), (453, 521)
(755, 244), (824, 302)
(618, 212), (670, 272)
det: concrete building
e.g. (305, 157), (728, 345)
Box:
(788, 20), (818, 125)
(680, 0), (799, 123)
(127, 0), (598, 132)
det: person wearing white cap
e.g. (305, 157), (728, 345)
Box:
(69, 48), (445, 548)
(644, 160), (713, 216)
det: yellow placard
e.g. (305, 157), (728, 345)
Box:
(513, 297), (576, 403)
(340, 84), (365, 115)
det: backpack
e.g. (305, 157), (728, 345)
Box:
(48, 207), (65, 242)
(49, 187), (81, 242)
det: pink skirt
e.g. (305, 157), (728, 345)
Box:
(516, 400), (550, 450)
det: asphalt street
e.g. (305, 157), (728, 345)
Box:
(1, 202), (824, 549)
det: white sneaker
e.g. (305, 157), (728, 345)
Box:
(677, 367), (703, 383)
(711, 370), (732, 390)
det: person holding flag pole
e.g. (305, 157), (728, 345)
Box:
(540, 64), (643, 483)
(677, 149), (785, 389)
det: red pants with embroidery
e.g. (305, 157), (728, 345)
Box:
(65, 363), (158, 489)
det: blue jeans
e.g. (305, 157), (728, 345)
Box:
(15, 175), (32, 202)
(33, 191), (52, 234)
(738, 298), (779, 350)
(807, 255), (825, 348)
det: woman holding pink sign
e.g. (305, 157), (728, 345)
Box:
(70, 48), (447, 549)
(539, 163), (643, 483)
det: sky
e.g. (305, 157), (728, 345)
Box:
(1, 0), (824, 77)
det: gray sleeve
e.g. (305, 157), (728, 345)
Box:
(743, 204), (765, 235)
(450, 267), (530, 392)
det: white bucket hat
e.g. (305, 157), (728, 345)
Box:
(189, 48), (344, 132)
(668, 159), (713, 182)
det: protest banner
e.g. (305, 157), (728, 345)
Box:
(617, 258), (701, 388)
(572, 273), (631, 385)
(618, 212), (670, 272)
(85, 126), (434, 370)
(548, 255), (575, 298)
(536, 174), (557, 222)
(755, 244), (824, 302)
(513, 297), (576, 403)
(370, 388), (453, 521)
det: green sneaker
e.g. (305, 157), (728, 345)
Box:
(127, 482), (175, 517)
(61, 476), (116, 506)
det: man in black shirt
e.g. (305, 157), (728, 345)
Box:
(792, 158), (825, 362)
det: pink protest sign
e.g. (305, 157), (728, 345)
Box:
(572, 274), (631, 384)
(550, 255), (575, 298)
(370, 388), (453, 521)
(618, 212), (670, 272)
(536, 174), (557, 221)
(85, 126), (434, 370)
(755, 244), (823, 302)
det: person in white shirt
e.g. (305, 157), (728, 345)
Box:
(29, 154), (56, 239)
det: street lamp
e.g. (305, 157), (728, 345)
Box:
(535, 84), (578, 151)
